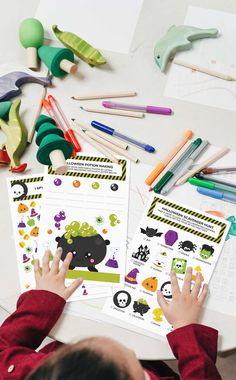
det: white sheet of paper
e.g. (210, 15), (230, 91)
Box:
(38, 154), (130, 287)
(103, 194), (230, 337)
(7, 174), (112, 301)
(169, 147), (236, 317)
(35, 0), (143, 54)
(164, 6), (236, 112)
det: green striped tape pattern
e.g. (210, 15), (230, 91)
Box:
(147, 197), (226, 243)
(48, 157), (127, 181)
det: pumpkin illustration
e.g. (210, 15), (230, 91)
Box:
(18, 203), (29, 213)
(141, 276), (158, 292)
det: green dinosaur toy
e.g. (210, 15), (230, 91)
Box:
(0, 99), (28, 172)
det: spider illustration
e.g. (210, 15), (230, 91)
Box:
(178, 240), (197, 252)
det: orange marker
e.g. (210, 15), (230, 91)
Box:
(48, 95), (81, 152)
(145, 130), (193, 185)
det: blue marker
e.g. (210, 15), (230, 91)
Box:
(91, 120), (155, 153)
(197, 187), (236, 204)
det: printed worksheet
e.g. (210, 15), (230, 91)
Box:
(38, 154), (130, 286)
(7, 175), (43, 293)
(103, 194), (230, 337)
(7, 174), (111, 301)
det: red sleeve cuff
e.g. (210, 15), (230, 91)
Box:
(17, 289), (66, 309)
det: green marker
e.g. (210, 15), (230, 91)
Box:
(154, 138), (202, 193)
(188, 177), (236, 195)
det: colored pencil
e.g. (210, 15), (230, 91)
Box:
(80, 106), (144, 118)
(202, 166), (236, 174)
(71, 122), (119, 164)
(176, 147), (230, 185)
(145, 130), (193, 185)
(71, 91), (137, 100)
(71, 119), (128, 150)
(86, 130), (139, 163)
(173, 58), (236, 81)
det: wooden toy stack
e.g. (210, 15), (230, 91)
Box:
(35, 114), (73, 174)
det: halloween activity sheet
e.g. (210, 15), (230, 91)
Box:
(7, 175), (43, 294)
(103, 194), (230, 337)
(38, 154), (130, 286)
(7, 174), (112, 301)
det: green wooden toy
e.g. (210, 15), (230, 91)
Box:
(38, 46), (77, 77)
(19, 18), (44, 71)
(52, 25), (106, 66)
(154, 25), (218, 72)
(0, 99), (28, 172)
(35, 115), (73, 174)
(0, 101), (12, 120)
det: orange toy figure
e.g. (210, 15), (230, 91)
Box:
(18, 203), (29, 213)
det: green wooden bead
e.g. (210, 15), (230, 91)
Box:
(38, 46), (74, 77)
(34, 114), (56, 132)
(19, 18), (44, 48)
(37, 134), (73, 165)
(0, 101), (12, 120)
(36, 123), (64, 146)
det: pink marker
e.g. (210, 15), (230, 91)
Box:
(102, 100), (172, 115)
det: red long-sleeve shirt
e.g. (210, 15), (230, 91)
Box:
(0, 290), (222, 380)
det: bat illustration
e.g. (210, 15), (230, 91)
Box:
(0, 71), (51, 101)
(140, 227), (163, 238)
(154, 25), (218, 72)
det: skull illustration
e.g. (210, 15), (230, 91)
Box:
(113, 290), (131, 308)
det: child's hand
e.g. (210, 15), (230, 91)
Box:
(157, 267), (208, 329)
(34, 248), (83, 300)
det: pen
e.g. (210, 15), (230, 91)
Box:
(102, 101), (172, 115)
(154, 138), (202, 193)
(91, 120), (155, 153)
(188, 177), (236, 195)
(197, 187), (236, 204)
(161, 140), (209, 195)
(48, 95), (81, 152)
(145, 130), (193, 185)
(195, 173), (236, 188)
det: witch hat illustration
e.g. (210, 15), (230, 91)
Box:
(125, 268), (139, 284)
(82, 285), (88, 296)
(18, 218), (26, 228)
(23, 253), (30, 263)
(30, 208), (38, 217)
(105, 254), (118, 268)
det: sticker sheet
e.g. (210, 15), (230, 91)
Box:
(7, 175), (43, 293)
(38, 154), (130, 286)
(7, 174), (112, 301)
(103, 194), (230, 337)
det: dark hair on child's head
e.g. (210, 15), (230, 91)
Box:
(26, 345), (131, 380)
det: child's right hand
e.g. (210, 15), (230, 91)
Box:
(157, 267), (208, 329)
(34, 248), (83, 300)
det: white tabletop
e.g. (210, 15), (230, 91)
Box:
(0, 0), (236, 360)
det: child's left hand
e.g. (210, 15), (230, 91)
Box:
(34, 248), (83, 300)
